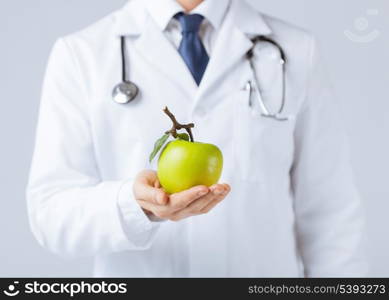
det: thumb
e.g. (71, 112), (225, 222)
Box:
(133, 171), (168, 205)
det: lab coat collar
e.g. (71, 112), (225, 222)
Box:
(234, 0), (272, 36)
(114, 0), (272, 36)
(113, 0), (144, 36)
(193, 0), (273, 107)
(144, 0), (182, 31)
(113, 1), (198, 96)
(191, 0), (230, 30)
(113, 0), (273, 101)
(133, 14), (199, 98)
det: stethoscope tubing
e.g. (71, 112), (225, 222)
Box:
(114, 35), (291, 121)
(120, 36), (127, 82)
(246, 36), (289, 121)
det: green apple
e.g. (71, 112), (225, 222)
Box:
(149, 107), (224, 194)
(157, 140), (223, 194)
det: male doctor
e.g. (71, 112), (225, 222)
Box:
(27, 0), (367, 277)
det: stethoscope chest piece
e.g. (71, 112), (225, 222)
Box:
(112, 81), (139, 104)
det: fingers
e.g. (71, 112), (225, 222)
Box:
(154, 179), (161, 189)
(200, 193), (226, 214)
(133, 170), (168, 205)
(136, 170), (157, 186)
(170, 184), (230, 221)
(201, 184), (230, 211)
(169, 185), (209, 210)
(183, 184), (225, 212)
(134, 170), (231, 222)
(137, 185), (210, 220)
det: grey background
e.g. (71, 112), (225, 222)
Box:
(0, 0), (388, 277)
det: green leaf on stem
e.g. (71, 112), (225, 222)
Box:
(177, 133), (190, 141)
(149, 133), (170, 163)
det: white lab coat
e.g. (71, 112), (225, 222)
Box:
(27, 0), (367, 277)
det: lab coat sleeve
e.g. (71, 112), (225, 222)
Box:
(291, 37), (368, 277)
(27, 38), (160, 258)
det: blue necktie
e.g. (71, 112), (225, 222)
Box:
(175, 13), (209, 85)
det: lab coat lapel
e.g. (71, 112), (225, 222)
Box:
(133, 15), (198, 99)
(194, 0), (272, 108)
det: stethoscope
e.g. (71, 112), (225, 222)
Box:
(112, 36), (139, 104)
(112, 35), (292, 121)
(245, 36), (292, 121)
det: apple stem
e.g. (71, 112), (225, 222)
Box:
(163, 107), (195, 142)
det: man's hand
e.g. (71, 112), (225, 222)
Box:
(133, 170), (230, 222)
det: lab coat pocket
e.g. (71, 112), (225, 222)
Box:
(233, 88), (262, 182)
(233, 89), (295, 183)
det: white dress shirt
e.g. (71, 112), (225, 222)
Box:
(145, 0), (231, 55)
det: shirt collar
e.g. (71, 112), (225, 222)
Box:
(115, 0), (272, 37)
(192, 0), (230, 30)
(145, 0), (231, 31)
